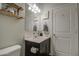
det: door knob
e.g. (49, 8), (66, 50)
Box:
(53, 34), (56, 38)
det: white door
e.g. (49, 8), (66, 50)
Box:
(52, 4), (78, 56)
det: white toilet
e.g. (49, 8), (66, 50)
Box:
(0, 45), (21, 56)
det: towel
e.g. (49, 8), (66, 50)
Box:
(30, 47), (39, 54)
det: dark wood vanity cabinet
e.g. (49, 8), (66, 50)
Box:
(25, 38), (50, 56)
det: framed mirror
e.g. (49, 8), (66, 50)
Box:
(33, 24), (37, 32)
(43, 22), (49, 35)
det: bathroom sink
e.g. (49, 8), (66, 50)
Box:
(24, 35), (50, 43)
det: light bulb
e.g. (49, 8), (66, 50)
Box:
(28, 7), (31, 10)
(38, 9), (40, 13)
(31, 9), (34, 12)
(33, 4), (36, 8)
(34, 11), (37, 14)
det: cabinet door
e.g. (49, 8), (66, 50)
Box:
(25, 41), (31, 56)
(53, 4), (78, 56)
(25, 41), (40, 56)
(40, 38), (50, 55)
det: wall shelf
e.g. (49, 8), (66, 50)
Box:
(0, 3), (23, 19)
(0, 9), (23, 19)
(6, 3), (23, 11)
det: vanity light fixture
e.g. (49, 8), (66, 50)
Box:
(27, 3), (41, 14)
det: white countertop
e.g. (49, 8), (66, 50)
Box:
(24, 32), (50, 43)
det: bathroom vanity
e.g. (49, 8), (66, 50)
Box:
(24, 35), (50, 56)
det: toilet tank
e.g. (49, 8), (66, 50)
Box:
(0, 45), (21, 56)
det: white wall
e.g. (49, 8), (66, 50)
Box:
(0, 3), (25, 56)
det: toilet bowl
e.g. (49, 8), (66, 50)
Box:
(0, 45), (21, 56)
